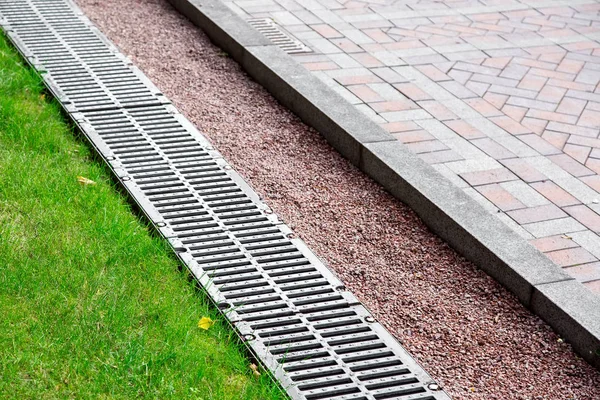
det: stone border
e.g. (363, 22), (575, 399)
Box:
(168, 0), (600, 368)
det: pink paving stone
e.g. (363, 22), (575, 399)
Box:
(416, 65), (451, 82)
(556, 97), (587, 116)
(303, 62), (340, 71)
(381, 121), (421, 133)
(537, 85), (567, 103)
(483, 92), (508, 109)
(530, 234), (579, 252)
(531, 181), (581, 207)
(444, 119), (486, 139)
(405, 139), (448, 154)
(416, 100), (458, 121)
(586, 158), (600, 174)
(526, 109), (577, 124)
(557, 58), (585, 74)
(370, 100), (419, 113)
(563, 143), (591, 164)
(332, 38), (363, 53)
(476, 183), (526, 211)
(579, 109), (600, 129)
(483, 57), (512, 69)
(490, 116), (532, 135)
(565, 262), (600, 283)
(519, 134), (562, 155)
(584, 279), (600, 295)
(500, 158), (548, 183)
(418, 149), (464, 164)
(507, 204), (567, 224)
(460, 167), (518, 186)
(581, 175), (600, 192)
(393, 83), (432, 101)
(546, 247), (598, 267)
(465, 98), (504, 117)
(521, 117), (549, 134)
(393, 129), (435, 143)
(348, 84), (385, 102)
(564, 205), (600, 232)
(518, 75), (548, 91)
(502, 104), (528, 121)
(311, 24), (344, 39)
(363, 28), (394, 43)
(548, 154), (595, 177)
(542, 130), (569, 150)
(350, 52), (384, 68)
(530, 67), (576, 81)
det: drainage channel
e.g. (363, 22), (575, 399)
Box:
(0, 1), (450, 399)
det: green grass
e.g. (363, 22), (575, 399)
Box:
(0, 33), (285, 399)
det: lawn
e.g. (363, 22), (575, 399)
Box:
(0, 32), (284, 399)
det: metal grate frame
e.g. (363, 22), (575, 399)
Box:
(0, 1), (450, 399)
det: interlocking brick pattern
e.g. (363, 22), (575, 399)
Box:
(225, 0), (600, 295)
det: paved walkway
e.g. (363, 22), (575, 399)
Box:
(226, 0), (600, 294)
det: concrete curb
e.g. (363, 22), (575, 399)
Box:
(168, 0), (600, 369)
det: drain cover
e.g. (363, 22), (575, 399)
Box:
(247, 18), (311, 54)
(0, 1), (449, 399)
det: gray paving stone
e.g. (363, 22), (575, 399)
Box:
(571, 231), (600, 259)
(523, 217), (586, 238)
(380, 109), (432, 122)
(500, 180), (551, 207)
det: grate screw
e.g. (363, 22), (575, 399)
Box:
(156, 222), (166, 227)
(365, 316), (375, 323)
(428, 383), (440, 391)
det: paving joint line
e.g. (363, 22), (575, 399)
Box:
(167, 0), (600, 369)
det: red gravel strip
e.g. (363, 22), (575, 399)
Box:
(76, 0), (600, 398)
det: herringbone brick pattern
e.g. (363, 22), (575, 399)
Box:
(226, 0), (600, 294)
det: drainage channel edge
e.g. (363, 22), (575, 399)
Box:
(0, 0), (451, 399)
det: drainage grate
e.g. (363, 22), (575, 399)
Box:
(247, 18), (311, 54)
(0, 1), (449, 399)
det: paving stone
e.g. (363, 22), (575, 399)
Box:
(564, 205), (600, 233)
(418, 149), (464, 164)
(522, 217), (586, 238)
(476, 183), (526, 211)
(471, 138), (516, 159)
(546, 247), (598, 267)
(548, 154), (596, 177)
(500, 158), (548, 183)
(531, 180), (581, 207)
(508, 204), (567, 225)
(564, 263), (600, 283)
(460, 167), (518, 186)
(530, 234), (580, 253)
(501, 180), (552, 207)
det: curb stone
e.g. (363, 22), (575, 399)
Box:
(168, 0), (600, 369)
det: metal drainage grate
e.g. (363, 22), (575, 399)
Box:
(0, 1), (449, 399)
(247, 18), (311, 54)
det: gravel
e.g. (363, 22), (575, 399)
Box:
(76, 0), (600, 398)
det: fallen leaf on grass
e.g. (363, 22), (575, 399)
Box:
(77, 176), (96, 186)
(198, 316), (215, 330)
(250, 363), (261, 377)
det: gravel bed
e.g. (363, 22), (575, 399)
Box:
(76, 0), (600, 398)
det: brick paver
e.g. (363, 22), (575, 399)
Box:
(227, 0), (600, 293)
